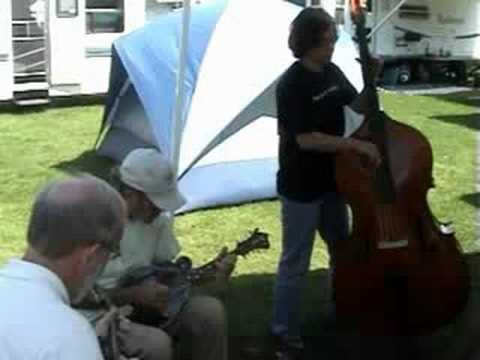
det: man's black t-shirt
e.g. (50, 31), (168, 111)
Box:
(276, 61), (358, 202)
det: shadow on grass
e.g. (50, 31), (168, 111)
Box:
(226, 269), (443, 360)
(460, 192), (480, 208)
(226, 267), (334, 360)
(0, 95), (105, 115)
(423, 91), (480, 108)
(226, 267), (419, 360)
(429, 113), (480, 131)
(51, 149), (114, 180)
(226, 252), (480, 360)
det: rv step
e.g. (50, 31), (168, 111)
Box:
(14, 98), (51, 106)
(13, 82), (49, 92)
(13, 89), (50, 106)
(14, 73), (47, 84)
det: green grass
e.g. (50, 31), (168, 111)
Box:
(0, 91), (478, 355)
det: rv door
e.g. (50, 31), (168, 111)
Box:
(47, 0), (85, 95)
(0, 0), (13, 101)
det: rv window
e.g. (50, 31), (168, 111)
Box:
(145, 0), (183, 21)
(57, 0), (78, 17)
(399, 5), (430, 20)
(86, 0), (124, 33)
(86, 0), (120, 9)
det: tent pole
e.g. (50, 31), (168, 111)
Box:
(366, 0), (408, 40)
(171, 0), (192, 175)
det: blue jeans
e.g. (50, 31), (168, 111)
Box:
(271, 192), (349, 338)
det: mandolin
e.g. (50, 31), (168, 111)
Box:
(117, 228), (270, 327)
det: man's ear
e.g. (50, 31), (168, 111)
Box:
(78, 243), (102, 269)
(64, 243), (101, 284)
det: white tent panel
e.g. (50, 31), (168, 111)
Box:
(97, 0), (363, 213)
(193, 116), (279, 168)
(179, 0), (299, 173)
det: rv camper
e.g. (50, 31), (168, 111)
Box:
(340, 0), (480, 85)
(0, 0), (183, 105)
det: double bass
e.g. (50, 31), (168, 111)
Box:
(334, 0), (470, 336)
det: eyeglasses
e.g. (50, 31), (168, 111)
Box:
(321, 33), (339, 46)
(108, 249), (121, 261)
(99, 242), (121, 260)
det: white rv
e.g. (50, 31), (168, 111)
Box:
(339, 0), (480, 85)
(0, 0), (183, 105)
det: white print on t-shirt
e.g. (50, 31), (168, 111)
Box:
(312, 85), (340, 102)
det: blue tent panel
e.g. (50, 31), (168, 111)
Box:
(178, 158), (278, 212)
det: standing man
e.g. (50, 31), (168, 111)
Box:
(271, 7), (381, 360)
(0, 175), (126, 359)
(80, 148), (235, 360)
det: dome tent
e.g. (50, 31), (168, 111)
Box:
(96, 0), (362, 213)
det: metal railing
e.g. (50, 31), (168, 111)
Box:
(12, 19), (46, 78)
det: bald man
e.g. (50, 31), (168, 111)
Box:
(0, 175), (126, 360)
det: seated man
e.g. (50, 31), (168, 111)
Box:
(79, 148), (236, 360)
(0, 175), (126, 359)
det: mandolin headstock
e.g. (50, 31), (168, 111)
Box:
(232, 228), (270, 257)
(186, 228), (270, 283)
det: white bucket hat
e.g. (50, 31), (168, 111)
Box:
(119, 148), (186, 211)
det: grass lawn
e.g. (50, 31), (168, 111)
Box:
(0, 91), (478, 357)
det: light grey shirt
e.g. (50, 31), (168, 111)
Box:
(97, 211), (181, 289)
(80, 212), (181, 322)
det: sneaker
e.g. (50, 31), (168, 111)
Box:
(271, 334), (304, 360)
(322, 302), (337, 331)
(275, 348), (303, 360)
